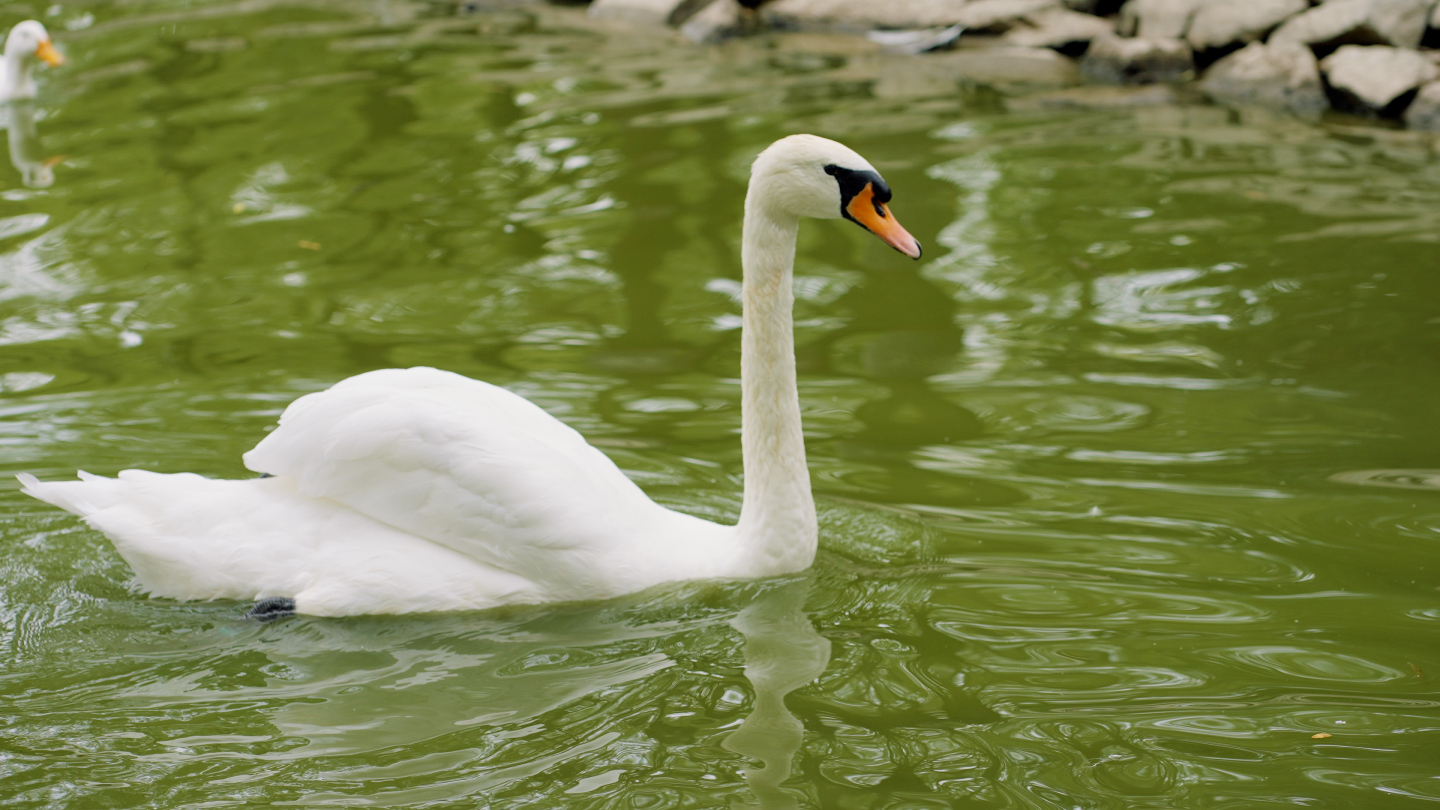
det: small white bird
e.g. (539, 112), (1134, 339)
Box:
(0, 21), (62, 102)
(20, 135), (922, 617)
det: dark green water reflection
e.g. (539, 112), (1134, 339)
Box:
(2, 2), (1438, 807)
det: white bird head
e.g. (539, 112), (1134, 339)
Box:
(749, 134), (921, 259)
(6, 21), (63, 67)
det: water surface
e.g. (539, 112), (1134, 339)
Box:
(2, 2), (1439, 807)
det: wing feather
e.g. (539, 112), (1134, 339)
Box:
(243, 367), (664, 594)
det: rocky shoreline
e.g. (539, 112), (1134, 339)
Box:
(577, 0), (1440, 129)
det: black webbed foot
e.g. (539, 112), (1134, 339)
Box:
(246, 596), (296, 621)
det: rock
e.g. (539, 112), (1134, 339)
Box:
(758, 0), (977, 30)
(587, 0), (716, 26)
(1270, 0), (1434, 53)
(1082, 34), (1194, 84)
(1185, 0), (1307, 52)
(763, 0), (1066, 32)
(1118, 0), (1207, 39)
(1004, 7), (1115, 54)
(954, 0), (1064, 33)
(1198, 40), (1328, 116)
(679, 0), (742, 42)
(1403, 79), (1440, 129)
(1320, 44), (1440, 114)
(926, 44), (1082, 86)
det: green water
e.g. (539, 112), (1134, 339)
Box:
(2, 2), (1438, 807)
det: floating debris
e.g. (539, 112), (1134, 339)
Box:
(867, 24), (964, 55)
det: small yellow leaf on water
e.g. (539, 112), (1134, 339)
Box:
(1311, 732), (1332, 739)
(232, 203), (245, 213)
(1243, 190), (1267, 201)
(298, 240), (321, 250)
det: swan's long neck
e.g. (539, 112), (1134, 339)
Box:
(734, 191), (817, 571)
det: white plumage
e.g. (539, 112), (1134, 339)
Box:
(0, 21), (62, 102)
(21, 369), (729, 615)
(21, 135), (921, 615)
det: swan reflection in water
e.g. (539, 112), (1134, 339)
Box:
(109, 581), (832, 804)
(3, 100), (56, 188)
(723, 578), (831, 809)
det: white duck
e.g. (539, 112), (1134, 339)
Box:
(0, 21), (62, 101)
(20, 135), (922, 617)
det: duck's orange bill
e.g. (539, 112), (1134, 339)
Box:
(846, 183), (921, 259)
(35, 40), (63, 67)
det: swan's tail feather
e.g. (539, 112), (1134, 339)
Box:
(18, 470), (104, 515)
(17, 470), (302, 603)
(17, 471), (538, 615)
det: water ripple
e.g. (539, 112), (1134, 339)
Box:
(2, 2), (1438, 807)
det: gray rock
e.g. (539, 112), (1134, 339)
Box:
(759, 0), (977, 29)
(1185, 0), (1308, 52)
(1004, 7), (1115, 53)
(1403, 80), (1440, 130)
(1320, 44), (1440, 113)
(1198, 40), (1328, 115)
(954, 0), (1065, 33)
(588, 0), (716, 27)
(1082, 33), (1194, 84)
(763, 0), (1065, 33)
(680, 0), (742, 42)
(1270, 0), (1434, 52)
(1117, 0), (1207, 39)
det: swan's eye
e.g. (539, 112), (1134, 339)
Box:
(825, 164), (892, 222)
(829, 162), (892, 214)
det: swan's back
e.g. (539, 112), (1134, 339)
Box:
(245, 367), (728, 597)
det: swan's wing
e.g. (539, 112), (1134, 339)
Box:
(243, 368), (665, 596)
(18, 471), (541, 615)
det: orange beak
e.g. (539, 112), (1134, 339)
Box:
(845, 183), (922, 259)
(35, 39), (63, 67)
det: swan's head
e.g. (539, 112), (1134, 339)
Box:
(5, 22), (63, 67)
(750, 134), (921, 259)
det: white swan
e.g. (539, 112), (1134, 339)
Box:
(19, 135), (921, 616)
(0, 21), (62, 102)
